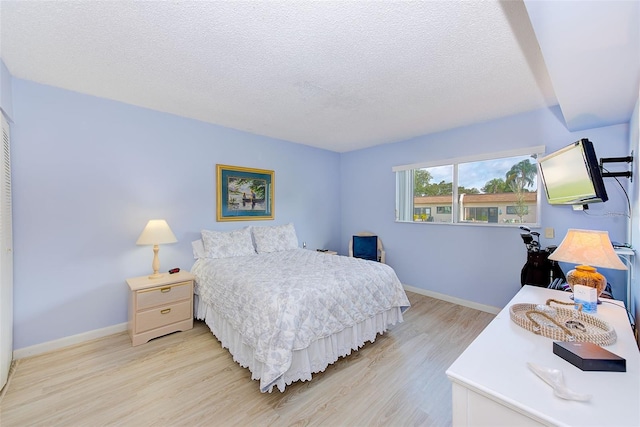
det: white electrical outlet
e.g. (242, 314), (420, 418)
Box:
(544, 228), (554, 239)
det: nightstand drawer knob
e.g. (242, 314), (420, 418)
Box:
(160, 308), (171, 314)
(160, 287), (171, 293)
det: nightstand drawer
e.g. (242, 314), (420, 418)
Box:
(135, 299), (191, 333)
(136, 281), (191, 310)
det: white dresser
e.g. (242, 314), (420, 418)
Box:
(446, 285), (639, 426)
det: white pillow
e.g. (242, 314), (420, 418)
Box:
(251, 223), (299, 253)
(191, 239), (206, 259)
(201, 227), (256, 259)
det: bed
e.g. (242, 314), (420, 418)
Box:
(191, 224), (410, 392)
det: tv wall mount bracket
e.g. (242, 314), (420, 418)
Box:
(599, 152), (633, 182)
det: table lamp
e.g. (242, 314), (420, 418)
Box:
(548, 229), (627, 298)
(136, 219), (177, 279)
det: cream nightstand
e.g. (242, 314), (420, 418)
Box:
(126, 270), (195, 346)
(316, 249), (338, 255)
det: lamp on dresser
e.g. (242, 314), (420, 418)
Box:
(548, 229), (627, 299)
(136, 219), (177, 279)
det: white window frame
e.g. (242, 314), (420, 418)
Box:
(393, 146), (545, 227)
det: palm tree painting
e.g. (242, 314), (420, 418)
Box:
(227, 177), (266, 211)
(216, 164), (274, 221)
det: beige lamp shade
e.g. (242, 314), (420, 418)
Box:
(136, 219), (177, 279)
(136, 219), (177, 246)
(548, 229), (626, 297)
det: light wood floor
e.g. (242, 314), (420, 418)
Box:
(0, 292), (495, 427)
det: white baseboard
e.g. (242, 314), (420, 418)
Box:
(403, 284), (501, 315)
(12, 288), (498, 359)
(13, 322), (128, 360)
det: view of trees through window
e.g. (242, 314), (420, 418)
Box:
(396, 149), (542, 226)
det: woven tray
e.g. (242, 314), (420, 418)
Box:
(509, 299), (616, 346)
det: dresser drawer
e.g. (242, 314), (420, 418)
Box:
(136, 281), (192, 310)
(135, 299), (191, 333)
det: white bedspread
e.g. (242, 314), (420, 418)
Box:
(192, 249), (410, 392)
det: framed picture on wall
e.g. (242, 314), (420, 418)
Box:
(216, 164), (274, 221)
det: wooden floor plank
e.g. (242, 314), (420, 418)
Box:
(0, 292), (494, 426)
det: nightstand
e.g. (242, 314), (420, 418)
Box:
(316, 249), (338, 255)
(126, 270), (195, 346)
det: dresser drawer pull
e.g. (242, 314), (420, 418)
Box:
(160, 287), (171, 293)
(160, 308), (171, 314)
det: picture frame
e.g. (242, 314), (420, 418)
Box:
(216, 164), (274, 221)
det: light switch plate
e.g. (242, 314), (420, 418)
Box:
(545, 227), (554, 239)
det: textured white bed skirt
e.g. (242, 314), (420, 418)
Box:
(194, 295), (404, 392)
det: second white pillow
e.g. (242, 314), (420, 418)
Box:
(252, 223), (299, 253)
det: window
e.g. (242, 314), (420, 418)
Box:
(506, 205), (529, 215)
(413, 207), (431, 221)
(412, 165), (453, 223)
(394, 146), (544, 226)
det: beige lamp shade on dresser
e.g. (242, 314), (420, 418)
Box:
(136, 219), (177, 279)
(548, 229), (627, 297)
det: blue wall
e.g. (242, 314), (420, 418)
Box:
(5, 67), (635, 350)
(1, 60), (13, 120)
(10, 78), (341, 349)
(340, 107), (630, 308)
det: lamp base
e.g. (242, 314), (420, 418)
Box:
(569, 294), (603, 304)
(148, 244), (163, 279)
(566, 265), (606, 297)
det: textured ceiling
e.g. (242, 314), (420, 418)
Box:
(0, 1), (637, 153)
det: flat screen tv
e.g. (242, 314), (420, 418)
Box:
(538, 138), (608, 205)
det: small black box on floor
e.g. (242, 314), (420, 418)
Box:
(553, 341), (626, 372)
